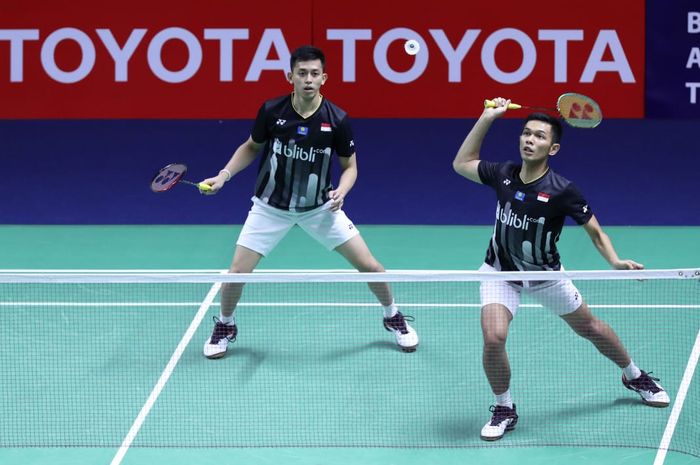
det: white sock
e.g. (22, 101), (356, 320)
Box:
(220, 313), (235, 326)
(383, 300), (398, 318)
(623, 361), (642, 380)
(495, 389), (513, 408)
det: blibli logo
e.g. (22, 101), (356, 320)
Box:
(496, 204), (543, 230)
(272, 138), (321, 162)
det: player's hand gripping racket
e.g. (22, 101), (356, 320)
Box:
(484, 93), (603, 128)
(150, 163), (211, 193)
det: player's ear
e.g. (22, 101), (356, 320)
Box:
(321, 72), (328, 85)
(287, 72), (293, 84)
(548, 143), (561, 156)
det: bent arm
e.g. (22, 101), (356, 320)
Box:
(201, 136), (263, 193)
(452, 98), (510, 183)
(583, 215), (644, 269)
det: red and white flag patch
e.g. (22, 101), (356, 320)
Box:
(320, 123), (332, 132)
(537, 192), (550, 202)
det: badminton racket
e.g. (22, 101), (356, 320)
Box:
(484, 93), (603, 128)
(150, 163), (211, 193)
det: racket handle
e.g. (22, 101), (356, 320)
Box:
(484, 99), (522, 110)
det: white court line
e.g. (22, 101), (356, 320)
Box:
(2, 302), (699, 309)
(0, 268), (353, 273)
(109, 280), (222, 465)
(653, 326), (700, 465)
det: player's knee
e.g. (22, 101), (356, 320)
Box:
(482, 329), (508, 349)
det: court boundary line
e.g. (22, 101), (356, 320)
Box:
(109, 279), (223, 465)
(2, 302), (698, 309)
(653, 326), (700, 465)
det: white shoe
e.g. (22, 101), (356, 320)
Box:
(622, 371), (670, 407)
(383, 312), (419, 352)
(203, 317), (237, 359)
(480, 404), (518, 441)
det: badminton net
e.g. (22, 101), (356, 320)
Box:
(0, 269), (698, 458)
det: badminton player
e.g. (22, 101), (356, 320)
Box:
(198, 45), (418, 358)
(452, 97), (669, 441)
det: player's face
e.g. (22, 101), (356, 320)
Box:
(288, 59), (327, 99)
(519, 121), (560, 163)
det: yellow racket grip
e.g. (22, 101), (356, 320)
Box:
(484, 99), (522, 110)
(197, 182), (212, 192)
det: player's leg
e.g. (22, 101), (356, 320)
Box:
(204, 198), (293, 359)
(560, 301), (631, 367)
(478, 266), (520, 441)
(336, 235), (419, 352)
(203, 245), (263, 359)
(300, 206), (418, 352)
(220, 245), (264, 318)
(536, 280), (670, 407)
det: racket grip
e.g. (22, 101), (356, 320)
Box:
(484, 99), (522, 110)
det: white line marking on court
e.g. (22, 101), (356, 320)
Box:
(109, 280), (222, 465)
(2, 302), (698, 309)
(0, 268), (353, 273)
(653, 326), (700, 465)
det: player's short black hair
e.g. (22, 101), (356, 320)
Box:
(525, 113), (563, 144)
(290, 45), (326, 71)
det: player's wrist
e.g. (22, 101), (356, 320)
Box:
(219, 169), (232, 182)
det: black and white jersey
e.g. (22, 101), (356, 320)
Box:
(478, 160), (593, 271)
(250, 94), (355, 212)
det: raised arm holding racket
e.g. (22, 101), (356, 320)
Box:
(453, 96), (669, 442)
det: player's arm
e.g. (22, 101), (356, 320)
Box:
(328, 153), (357, 211)
(452, 98), (510, 183)
(201, 136), (264, 194)
(583, 215), (644, 270)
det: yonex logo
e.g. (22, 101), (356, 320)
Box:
(503, 179), (511, 185)
(276, 119), (286, 125)
(583, 205), (588, 213)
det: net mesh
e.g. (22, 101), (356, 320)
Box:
(0, 269), (698, 458)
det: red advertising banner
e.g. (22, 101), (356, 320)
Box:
(0, 0), (644, 118)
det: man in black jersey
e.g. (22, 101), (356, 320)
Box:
(198, 45), (418, 358)
(453, 98), (669, 441)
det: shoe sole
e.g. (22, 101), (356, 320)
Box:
(641, 399), (670, 408)
(400, 344), (418, 353)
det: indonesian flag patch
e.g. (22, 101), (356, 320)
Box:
(537, 192), (550, 203)
(320, 123), (332, 132)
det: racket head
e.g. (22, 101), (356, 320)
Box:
(150, 163), (188, 193)
(556, 93), (603, 128)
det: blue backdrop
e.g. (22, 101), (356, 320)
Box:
(2, 118), (698, 225)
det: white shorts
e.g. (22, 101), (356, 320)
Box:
(478, 263), (583, 316)
(236, 197), (360, 257)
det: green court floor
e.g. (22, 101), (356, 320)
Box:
(1, 225), (698, 465)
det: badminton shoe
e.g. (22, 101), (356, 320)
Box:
(481, 404), (518, 441)
(622, 371), (670, 407)
(383, 311), (419, 352)
(203, 316), (237, 359)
